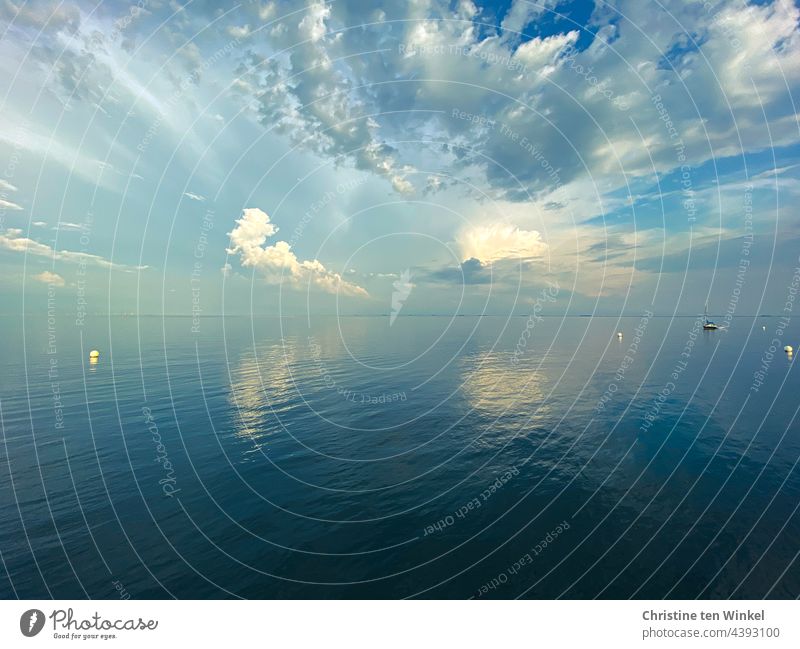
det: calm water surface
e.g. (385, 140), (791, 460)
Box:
(1, 315), (799, 598)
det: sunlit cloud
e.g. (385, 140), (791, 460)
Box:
(456, 224), (548, 264)
(226, 208), (368, 297)
(0, 198), (23, 211)
(31, 270), (65, 286)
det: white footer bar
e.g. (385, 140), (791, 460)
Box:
(0, 600), (796, 648)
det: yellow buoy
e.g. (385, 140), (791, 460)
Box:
(785, 346), (793, 353)
(89, 350), (100, 359)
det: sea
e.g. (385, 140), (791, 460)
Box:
(1, 314), (798, 599)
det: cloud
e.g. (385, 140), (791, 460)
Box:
(0, 229), (146, 271)
(226, 24), (252, 39)
(31, 271), (65, 287)
(456, 224), (547, 264)
(0, 120), (126, 191)
(0, 198), (23, 211)
(751, 164), (800, 180)
(3, 0), (799, 311)
(501, 0), (561, 36)
(224, 0), (800, 215)
(427, 257), (493, 284)
(184, 192), (206, 202)
(0, 163), (23, 210)
(0, 1), (80, 32)
(53, 222), (83, 231)
(226, 208), (368, 297)
(235, 2), (418, 194)
(1, 0), (109, 109)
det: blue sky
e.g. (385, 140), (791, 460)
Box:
(1, 0), (799, 316)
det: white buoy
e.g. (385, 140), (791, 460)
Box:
(89, 350), (100, 359)
(763, 326), (766, 331)
(617, 332), (623, 338)
(785, 345), (793, 353)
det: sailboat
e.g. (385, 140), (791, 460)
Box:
(703, 303), (718, 330)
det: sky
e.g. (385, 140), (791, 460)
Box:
(0, 0), (799, 317)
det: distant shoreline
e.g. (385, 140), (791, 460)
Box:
(1, 313), (785, 319)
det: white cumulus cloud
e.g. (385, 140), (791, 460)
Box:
(226, 208), (368, 297)
(456, 224), (547, 264)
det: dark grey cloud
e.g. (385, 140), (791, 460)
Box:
(426, 257), (493, 284)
